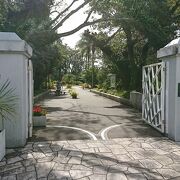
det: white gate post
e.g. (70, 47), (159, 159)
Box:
(0, 32), (33, 147)
(157, 38), (180, 141)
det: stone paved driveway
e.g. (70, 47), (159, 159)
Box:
(1, 137), (180, 179)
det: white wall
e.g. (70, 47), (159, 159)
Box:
(157, 38), (180, 141)
(0, 54), (28, 147)
(0, 32), (32, 147)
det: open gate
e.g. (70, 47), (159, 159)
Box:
(142, 62), (166, 133)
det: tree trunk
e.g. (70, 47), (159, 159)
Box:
(123, 26), (136, 91)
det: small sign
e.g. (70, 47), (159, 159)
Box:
(108, 74), (116, 88)
(111, 75), (116, 88)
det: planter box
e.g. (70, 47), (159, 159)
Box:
(33, 116), (46, 127)
(0, 129), (5, 161)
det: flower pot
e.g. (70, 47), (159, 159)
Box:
(33, 116), (46, 127)
(0, 129), (5, 161)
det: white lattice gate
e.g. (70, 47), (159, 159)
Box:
(142, 62), (165, 133)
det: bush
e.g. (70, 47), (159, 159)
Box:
(48, 80), (56, 89)
(66, 84), (72, 89)
(75, 81), (82, 85)
(62, 74), (76, 84)
(82, 83), (91, 89)
(68, 89), (73, 94)
(70, 91), (78, 99)
(97, 84), (103, 89)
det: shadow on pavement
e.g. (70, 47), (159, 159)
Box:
(3, 139), (169, 179)
(108, 123), (163, 138)
(104, 104), (133, 109)
(30, 127), (90, 142)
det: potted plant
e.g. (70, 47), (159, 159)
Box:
(33, 105), (47, 127)
(0, 80), (16, 161)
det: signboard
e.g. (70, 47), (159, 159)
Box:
(108, 74), (116, 88)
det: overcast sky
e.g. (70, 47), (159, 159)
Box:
(56, 0), (90, 49)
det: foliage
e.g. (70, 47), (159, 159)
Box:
(63, 74), (76, 85)
(0, 80), (16, 129)
(96, 87), (129, 99)
(0, 0), (101, 91)
(81, 83), (91, 89)
(34, 89), (48, 96)
(70, 90), (78, 99)
(1, 0), (179, 93)
(66, 84), (72, 89)
(74, 0), (180, 92)
(33, 105), (46, 116)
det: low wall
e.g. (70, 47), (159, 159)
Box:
(130, 91), (142, 111)
(90, 89), (131, 106)
(90, 89), (142, 111)
(34, 90), (50, 103)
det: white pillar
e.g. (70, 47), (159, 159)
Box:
(0, 32), (33, 147)
(157, 38), (180, 141)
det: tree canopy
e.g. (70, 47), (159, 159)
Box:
(75, 0), (180, 91)
(0, 0), (179, 93)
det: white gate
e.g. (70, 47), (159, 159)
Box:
(142, 62), (165, 133)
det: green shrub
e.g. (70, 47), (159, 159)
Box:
(97, 84), (103, 89)
(68, 89), (72, 94)
(66, 84), (72, 89)
(70, 91), (78, 99)
(62, 74), (76, 84)
(75, 81), (82, 85)
(81, 83), (91, 89)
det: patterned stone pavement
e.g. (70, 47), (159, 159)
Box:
(1, 137), (180, 180)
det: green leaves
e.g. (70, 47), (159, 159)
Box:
(0, 80), (17, 121)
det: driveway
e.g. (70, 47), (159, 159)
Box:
(2, 87), (180, 180)
(31, 86), (162, 141)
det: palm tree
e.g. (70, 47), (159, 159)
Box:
(76, 32), (92, 70)
(0, 80), (16, 130)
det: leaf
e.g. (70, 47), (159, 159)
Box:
(0, 79), (17, 121)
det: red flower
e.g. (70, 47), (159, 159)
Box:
(33, 106), (42, 112)
(33, 105), (46, 116)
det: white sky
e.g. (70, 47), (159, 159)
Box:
(55, 0), (91, 49)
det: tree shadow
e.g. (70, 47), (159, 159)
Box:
(2, 139), (169, 179)
(30, 127), (91, 142)
(104, 104), (131, 109)
(107, 123), (163, 138)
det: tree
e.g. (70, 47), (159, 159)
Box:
(0, 0), (109, 90)
(83, 0), (179, 91)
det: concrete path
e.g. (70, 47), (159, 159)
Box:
(31, 86), (162, 141)
(1, 137), (180, 179)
